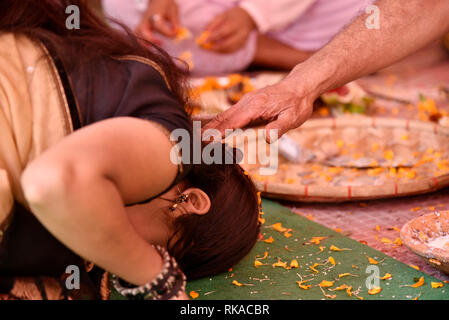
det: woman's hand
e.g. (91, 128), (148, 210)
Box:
(171, 291), (189, 300)
(204, 7), (256, 53)
(204, 72), (319, 143)
(135, 0), (179, 45)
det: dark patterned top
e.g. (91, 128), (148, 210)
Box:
(0, 51), (193, 299)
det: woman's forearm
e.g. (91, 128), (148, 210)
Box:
(21, 160), (162, 286)
(289, 0), (449, 96)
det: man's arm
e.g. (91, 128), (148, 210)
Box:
(291, 0), (449, 95)
(205, 0), (449, 141)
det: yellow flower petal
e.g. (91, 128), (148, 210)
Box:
(272, 223), (287, 233)
(379, 273), (392, 280)
(333, 284), (350, 291)
(336, 140), (344, 148)
(254, 260), (264, 268)
(189, 291), (199, 299)
(328, 257), (336, 266)
(409, 264), (420, 270)
(296, 281), (311, 290)
(330, 245), (351, 251)
(410, 277), (425, 288)
(264, 236), (274, 244)
(283, 231), (292, 238)
(272, 259), (288, 268)
(368, 257), (379, 264)
(256, 251), (269, 260)
(384, 150), (394, 161)
(308, 236), (328, 245)
(431, 282), (444, 288)
(232, 280), (243, 287)
(310, 263), (320, 273)
(368, 286), (382, 295)
(290, 259), (299, 269)
(319, 280), (334, 288)
(339, 273), (358, 278)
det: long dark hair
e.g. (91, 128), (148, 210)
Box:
(0, 0), (188, 106)
(0, 0), (260, 281)
(171, 154), (260, 280)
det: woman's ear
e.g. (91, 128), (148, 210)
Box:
(181, 188), (211, 216)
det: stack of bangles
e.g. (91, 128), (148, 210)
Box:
(111, 245), (186, 300)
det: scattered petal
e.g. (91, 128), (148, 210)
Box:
(272, 223), (287, 233)
(332, 284), (350, 291)
(368, 286), (382, 295)
(283, 231), (292, 238)
(189, 291), (199, 299)
(339, 273), (358, 278)
(404, 276), (425, 288)
(330, 245), (352, 251)
(254, 260), (264, 268)
(319, 280), (335, 288)
(296, 281), (311, 290)
(272, 259), (288, 268)
(308, 236), (328, 245)
(310, 263), (320, 273)
(232, 280), (243, 287)
(264, 236), (274, 244)
(367, 256), (380, 264)
(257, 251), (269, 260)
(379, 273), (392, 280)
(290, 259), (300, 269)
(431, 282), (444, 288)
(393, 238), (403, 246)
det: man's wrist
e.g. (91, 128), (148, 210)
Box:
(287, 58), (338, 99)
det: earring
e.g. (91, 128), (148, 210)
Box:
(169, 193), (189, 212)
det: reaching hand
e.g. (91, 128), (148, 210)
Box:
(204, 76), (318, 143)
(135, 0), (179, 46)
(204, 7), (256, 53)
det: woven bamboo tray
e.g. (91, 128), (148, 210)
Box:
(401, 210), (449, 274)
(235, 116), (449, 202)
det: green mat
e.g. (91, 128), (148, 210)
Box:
(184, 200), (449, 300)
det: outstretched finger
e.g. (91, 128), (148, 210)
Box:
(264, 112), (296, 144)
(203, 103), (254, 137)
(135, 21), (162, 46)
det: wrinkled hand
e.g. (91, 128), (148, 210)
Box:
(135, 0), (179, 45)
(204, 78), (316, 143)
(204, 7), (256, 53)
